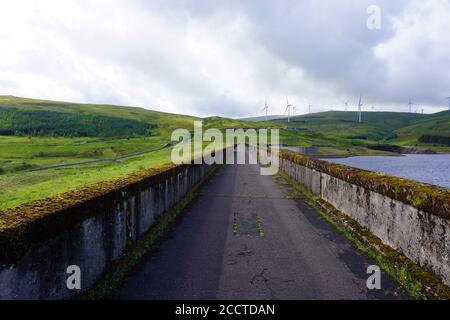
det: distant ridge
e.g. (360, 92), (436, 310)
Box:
(239, 115), (284, 122)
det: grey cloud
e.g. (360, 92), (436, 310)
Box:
(0, 0), (449, 116)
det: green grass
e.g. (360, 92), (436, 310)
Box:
(0, 135), (168, 172)
(0, 95), (199, 139)
(0, 135), (225, 210)
(0, 141), (174, 210)
(0, 96), (204, 209)
(273, 111), (424, 140)
(0, 95), (448, 210)
(393, 110), (450, 146)
(271, 110), (450, 152)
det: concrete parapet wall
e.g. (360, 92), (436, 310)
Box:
(280, 153), (450, 287)
(0, 161), (217, 299)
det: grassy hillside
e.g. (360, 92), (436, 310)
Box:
(0, 135), (174, 209)
(240, 115), (284, 122)
(202, 116), (271, 130)
(0, 96), (196, 209)
(0, 95), (199, 138)
(273, 111), (425, 140)
(0, 107), (156, 137)
(270, 110), (450, 151)
(0, 96), (448, 210)
(393, 110), (450, 147)
(0, 96), (276, 209)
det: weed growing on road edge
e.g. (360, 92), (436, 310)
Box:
(277, 171), (450, 300)
(256, 214), (265, 238)
(232, 212), (238, 235)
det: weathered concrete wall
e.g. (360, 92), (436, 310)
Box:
(0, 162), (217, 299)
(280, 159), (321, 195)
(280, 155), (450, 287)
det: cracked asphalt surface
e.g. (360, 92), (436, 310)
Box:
(112, 162), (407, 300)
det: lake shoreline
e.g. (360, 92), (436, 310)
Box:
(322, 154), (450, 189)
(317, 151), (450, 159)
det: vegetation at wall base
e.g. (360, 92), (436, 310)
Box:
(277, 171), (450, 300)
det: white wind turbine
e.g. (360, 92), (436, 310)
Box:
(444, 96), (450, 111)
(285, 97), (293, 123)
(408, 97), (414, 113)
(343, 101), (349, 111)
(262, 97), (269, 122)
(357, 95), (363, 123)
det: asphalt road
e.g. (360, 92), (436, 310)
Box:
(112, 162), (407, 300)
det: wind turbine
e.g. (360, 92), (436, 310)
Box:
(444, 96), (450, 111)
(293, 105), (297, 116)
(408, 97), (414, 113)
(285, 97), (293, 122)
(343, 101), (349, 111)
(357, 95), (363, 123)
(262, 97), (269, 122)
(308, 104), (312, 114)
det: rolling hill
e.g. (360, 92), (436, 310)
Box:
(0, 95), (269, 138)
(272, 111), (425, 140)
(0, 95), (199, 138)
(0, 95), (448, 210)
(393, 110), (450, 146)
(0, 96), (272, 209)
(1, 95), (448, 150)
(270, 110), (450, 148)
(240, 115), (285, 122)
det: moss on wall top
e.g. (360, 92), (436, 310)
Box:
(0, 145), (228, 264)
(0, 164), (176, 230)
(0, 163), (184, 263)
(280, 151), (450, 219)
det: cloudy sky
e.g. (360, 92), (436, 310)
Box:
(0, 0), (449, 117)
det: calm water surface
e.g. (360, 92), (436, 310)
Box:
(324, 154), (450, 189)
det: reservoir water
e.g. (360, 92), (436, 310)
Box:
(324, 154), (450, 189)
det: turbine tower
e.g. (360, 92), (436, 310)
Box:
(262, 97), (269, 122)
(445, 96), (450, 111)
(357, 95), (363, 123)
(285, 97), (293, 123)
(408, 97), (414, 113)
(343, 101), (349, 111)
(308, 104), (312, 114)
